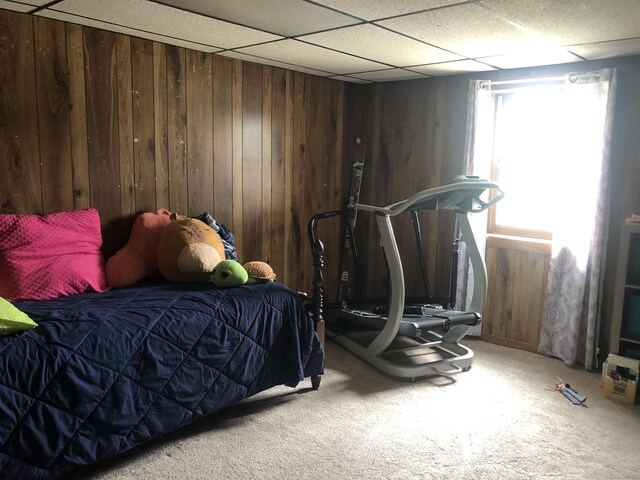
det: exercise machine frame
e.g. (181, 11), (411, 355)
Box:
(308, 176), (504, 380)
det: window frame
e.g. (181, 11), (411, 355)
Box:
(485, 81), (568, 241)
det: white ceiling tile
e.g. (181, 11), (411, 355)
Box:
(480, 0), (640, 45)
(0, 1), (34, 12)
(570, 38), (640, 60)
(6, 0), (49, 5)
(313, 0), (462, 21)
(409, 60), (496, 76)
(9, 0), (640, 82)
(217, 51), (333, 77)
(301, 24), (462, 68)
(351, 68), (428, 82)
(480, 47), (583, 70)
(328, 75), (373, 84)
(37, 10), (222, 53)
(236, 39), (387, 75)
(158, 0), (361, 36)
(377, 3), (553, 58)
(51, 0), (281, 49)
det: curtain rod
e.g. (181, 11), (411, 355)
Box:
(480, 75), (565, 88)
(481, 72), (605, 89)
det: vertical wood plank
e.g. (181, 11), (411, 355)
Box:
(302, 75), (324, 290)
(483, 247), (515, 338)
(153, 42), (169, 210)
(438, 77), (469, 298)
(232, 59), (244, 258)
(283, 69), (295, 284)
(115, 33), (134, 221)
(345, 83), (374, 302)
(511, 250), (549, 346)
(0, 10), (42, 214)
(84, 27), (121, 256)
(321, 79), (344, 299)
(326, 80), (344, 213)
(212, 55), (233, 224)
(131, 37), (156, 213)
(367, 83), (397, 299)
(290, 72), (306, 289)
(432, 78), (453, 298)
(241, 62), (263, 260)
(261, 65), (272, 263)
(166, 45), (187, 214)
(65, 23), (90, 210)
(394, 80), (421, 297)
(482, 246), (499, 335)
(186, 49), (213, 216)
(34, 16), (73, 214)
(270, 67), (287, 283)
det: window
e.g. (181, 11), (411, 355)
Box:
(479, 75), (610, 242)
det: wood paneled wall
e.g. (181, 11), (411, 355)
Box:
(0, 10), (347, 295)
(344, 76), (471, 301)
(348, 56), (640, 358)
(4, 7), (640, 357)
(482, 242), (550, 352)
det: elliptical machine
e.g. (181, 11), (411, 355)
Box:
(308, 176), (504, 380)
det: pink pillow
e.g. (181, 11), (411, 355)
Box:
(0, 208), (109, 301)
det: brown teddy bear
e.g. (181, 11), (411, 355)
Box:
(157, 218), (225, 283)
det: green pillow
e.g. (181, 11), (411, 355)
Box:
(0, 297), (37, 336)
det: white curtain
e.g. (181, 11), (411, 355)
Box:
(538, 69), (617, 370)
(456, 80), (493, 334)
(458, 70), (616, 363)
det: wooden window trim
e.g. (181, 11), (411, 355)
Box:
(486, 90), (554, 242)
(486, 233), (552, 255)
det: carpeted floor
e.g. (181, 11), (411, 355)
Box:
(67, 339), (640, 480)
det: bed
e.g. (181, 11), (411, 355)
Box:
(0, 209), (324, 480)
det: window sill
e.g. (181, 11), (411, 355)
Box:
(486, 233), (552, 255)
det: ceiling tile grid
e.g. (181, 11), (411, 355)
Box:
(350, 68), (429, 82)
(376, 3), (556, 59)
(300, 23), (464, 68)
(311, 0), (464, 22)
(235, 38), (388, 75)
(160, 0), (361, 37)
(409, 59), (497, 77)
(2, 0), (640, 82)
(0, 0), (32, 12)
(219, 50), (334, 77)
(51, 0), (281, 50)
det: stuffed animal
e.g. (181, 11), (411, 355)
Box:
(157, 218), (225, 283)
(105, 209), (174, 287)
(211, 260), (249, 288)
(243, 261), (276, 284)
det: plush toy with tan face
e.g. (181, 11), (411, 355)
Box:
(156, 218), (225, 283)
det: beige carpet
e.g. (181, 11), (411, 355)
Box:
(67, 339), (640, 480)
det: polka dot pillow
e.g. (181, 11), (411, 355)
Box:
(0, 208), (109, 301)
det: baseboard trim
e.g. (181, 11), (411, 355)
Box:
(480, 333), (540, 354)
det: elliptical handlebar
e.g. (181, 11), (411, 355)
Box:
(355, 176), (504, 216)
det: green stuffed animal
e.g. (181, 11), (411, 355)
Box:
(211, 260), (249, 288)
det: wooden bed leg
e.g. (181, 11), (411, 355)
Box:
(311, 375), (321, 390)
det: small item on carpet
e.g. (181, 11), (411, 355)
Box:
(549, 377), (587, 405)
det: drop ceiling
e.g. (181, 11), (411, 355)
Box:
(3, 0), (640, 83)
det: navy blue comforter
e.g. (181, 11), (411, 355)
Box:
(0, 281), (324, 479)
